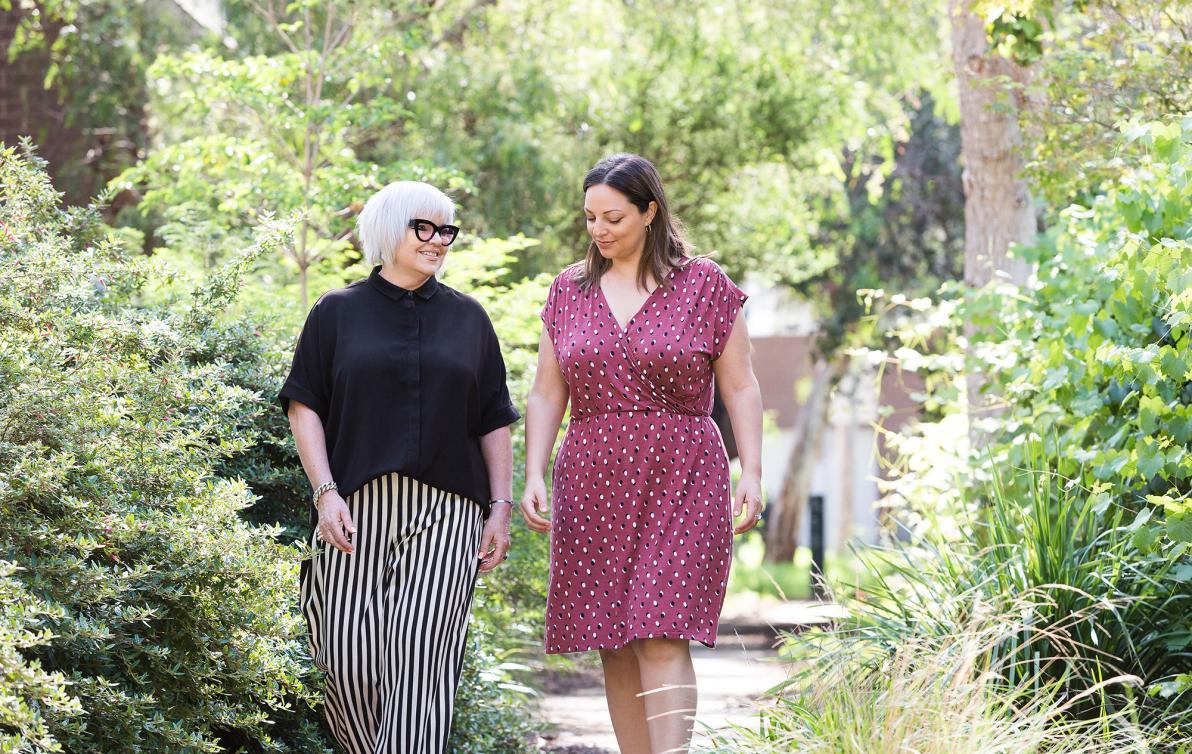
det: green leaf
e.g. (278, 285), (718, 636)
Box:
(1160, 347), (1188, 381)
(1093, 316), (1120, 339)
(1138, 446), (1166, 479)
(1167, 512), (1192, 543)
(1174, 413), (1192, 444)
(1128, 506), (1154, 530)
(1165, 631), (1192, 652)
(1132, 524), (1159, 553)
(1094, 451), (1129, 479)
(1139, 394), (1164, 434)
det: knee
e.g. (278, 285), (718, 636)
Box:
(599, 645), (637, 667)
(629, 637), (689, 666)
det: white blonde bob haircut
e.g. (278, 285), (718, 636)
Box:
(356, 180), (456, 266)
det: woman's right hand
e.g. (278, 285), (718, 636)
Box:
(317, 491), (356, 554)
(520, 476), (551, 533)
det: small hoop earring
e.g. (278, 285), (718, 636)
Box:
(645, 224), (651, 233)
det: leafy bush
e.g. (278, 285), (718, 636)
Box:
(449, 625), (538, 754)
(966, 118), (1192, 553)
(709, 448), (1183, 752)
(857, 119), (1192, 744)
(0, 562), (80, 753)
(0, 144), (331, 752)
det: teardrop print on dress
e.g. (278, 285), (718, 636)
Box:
(541, 257), (748, 654)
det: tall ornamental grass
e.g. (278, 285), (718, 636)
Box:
(706, 603), (1147, 754)
(708, 451), (1180, 752)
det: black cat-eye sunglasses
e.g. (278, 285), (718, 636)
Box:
(408, 218), (460, 246)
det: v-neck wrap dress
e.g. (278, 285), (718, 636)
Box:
(540, 257), (748, 653)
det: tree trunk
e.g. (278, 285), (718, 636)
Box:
(764, 354), (849, 564)
(949, 0), (1037, 448)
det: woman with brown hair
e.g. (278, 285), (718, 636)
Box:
(521, 153), (764, 753)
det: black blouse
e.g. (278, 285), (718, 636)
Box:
(278, 267), (520, 513)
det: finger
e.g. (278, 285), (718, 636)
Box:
(336, 509), (356, 550)
(734, 502), (761, 535)
(520, 499), (550, 531)
(525, 512), (550, 532)
(477, 530), (496, 560)
(479, 538), (508, 573)
(322, 519), (351, 553)
(732, 487), (745, 518)
(536, 492), (548, 514)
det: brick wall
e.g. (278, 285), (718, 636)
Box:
(1, 8), (89, 204)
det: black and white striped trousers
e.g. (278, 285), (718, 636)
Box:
(300, 473), (484, 754)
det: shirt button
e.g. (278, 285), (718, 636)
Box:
(401, 297), (414, 309)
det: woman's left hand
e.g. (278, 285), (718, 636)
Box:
(732, 475), (763, 535)
(477, 503), (513, 573)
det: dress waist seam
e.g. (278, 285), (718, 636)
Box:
(570, 409), (711, 421)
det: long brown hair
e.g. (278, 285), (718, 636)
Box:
(576, 153), (692, 291)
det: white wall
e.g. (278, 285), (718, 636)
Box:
(759, 368), (882, 553)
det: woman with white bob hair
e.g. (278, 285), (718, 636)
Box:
(279, 180), (520, 754)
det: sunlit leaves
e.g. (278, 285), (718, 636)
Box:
(0, 146), (329, 752)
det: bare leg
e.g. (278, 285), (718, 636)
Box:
(599, 646), (652, 754)
(630, 638), (697, 754)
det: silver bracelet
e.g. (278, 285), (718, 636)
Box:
(312, 480), (338, 506)
(489, 499), (514, 507)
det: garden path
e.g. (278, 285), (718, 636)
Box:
(537, 600), (844, 753)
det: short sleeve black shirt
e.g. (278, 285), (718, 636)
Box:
(278, 267), (520, 512)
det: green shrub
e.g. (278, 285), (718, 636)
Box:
(449, 624), (538, 754)
(0, 143), (330, 752)
(705, 596), (1150, 754)
(875, 448), (1185, 742)
(0, 562), (81, 753)
(859, 119), (1192, 744)
(708, 449), (1182, 752)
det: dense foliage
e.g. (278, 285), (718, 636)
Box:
(0, 145), (328, 751)
(1017, 1), (1192, 209)
(708, 120), (1191, 753)
(857, 118), (1191, 744)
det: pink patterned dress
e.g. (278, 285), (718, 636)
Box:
(541, 257), (748, 653)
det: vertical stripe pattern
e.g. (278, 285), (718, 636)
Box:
(300, 473), (485, 754)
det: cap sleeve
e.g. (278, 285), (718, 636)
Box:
(473, 314), (521, 436)
(540, 270), (570, 345)
(706, 261), (748, 360)
(278, 300), (331, 420)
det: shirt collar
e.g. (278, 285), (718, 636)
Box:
(368, 266), (439, 301)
